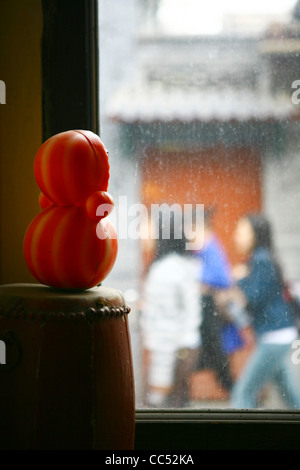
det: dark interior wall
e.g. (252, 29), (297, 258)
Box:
(0, 0), (43, 284)
(0, 0), (98, 284)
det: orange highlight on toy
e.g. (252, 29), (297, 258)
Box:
(23, 130), (118, 289)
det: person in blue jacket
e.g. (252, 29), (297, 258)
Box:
(227, 214), (300, 409)
(195, 207), (236, 392)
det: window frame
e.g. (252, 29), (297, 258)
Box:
(135, 409), (300, 450)
(42, 0), (300, 450)
(42, 0), (99, 140)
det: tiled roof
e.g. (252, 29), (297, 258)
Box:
(107, 82), (298, 123)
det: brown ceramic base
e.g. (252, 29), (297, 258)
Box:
(0, 283), (135, 450)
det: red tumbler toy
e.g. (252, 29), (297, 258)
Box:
(23, 129), (118, 289)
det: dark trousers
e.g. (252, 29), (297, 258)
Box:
(197, 294), (233, 391)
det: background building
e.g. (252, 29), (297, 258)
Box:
(99, 0), (300, 406)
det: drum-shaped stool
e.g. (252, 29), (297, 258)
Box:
(0, 283), (135, 450)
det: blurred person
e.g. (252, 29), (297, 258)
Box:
(194, 207), (240, 393)
(225, 214), (300, 409)
(139, 210), (201, 407)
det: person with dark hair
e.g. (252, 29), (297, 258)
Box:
(225, 214), (300, 409)
(194, 206), (237, 393)
(140, 208), (201, 407)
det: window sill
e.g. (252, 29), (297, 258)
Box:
(135, 409), (300, 450)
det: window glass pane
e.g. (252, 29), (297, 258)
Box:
(98, 0), (300, 410)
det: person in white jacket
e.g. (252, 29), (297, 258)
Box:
(140, 211), (202, 407)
